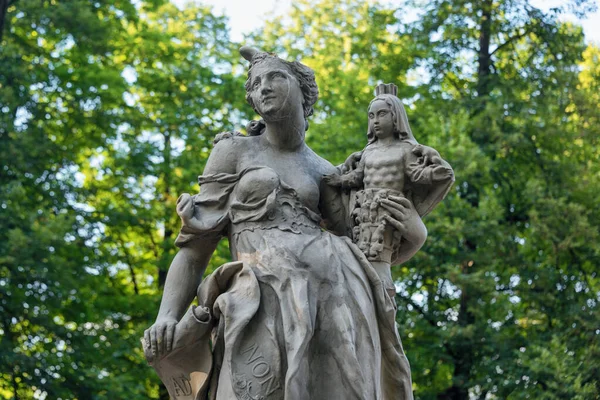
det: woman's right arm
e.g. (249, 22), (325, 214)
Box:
(144, 137), (240, 359)
(144, 240), (219, 358)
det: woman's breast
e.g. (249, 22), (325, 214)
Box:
(235, 167), (280, 203)
(235, 166), (320, 213)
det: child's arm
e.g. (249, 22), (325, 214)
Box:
(341, 157), (365, 188)
(324, 154), (365, 189)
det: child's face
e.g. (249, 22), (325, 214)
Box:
(369, 100), (394, 140)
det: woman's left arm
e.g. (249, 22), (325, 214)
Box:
(380, 196), (428, 265)
(319, 177), (351, 237)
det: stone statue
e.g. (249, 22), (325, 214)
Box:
(142, 46), (454, 400)
(324, 83), (454, 300)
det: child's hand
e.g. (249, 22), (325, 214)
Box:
(323, 173), (343, 187)
(341, 151), (363, 173)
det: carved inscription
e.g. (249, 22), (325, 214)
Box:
(233, 375), (263, 400)
(171, 375), (192, 397)
(234, 342), (281, 398)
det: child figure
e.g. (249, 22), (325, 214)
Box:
(325, 83), (454, 297)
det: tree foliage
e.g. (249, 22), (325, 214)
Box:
(0, 0), (598, 399)
(1, 0), (247, 398)
(396, 1), (600, 398)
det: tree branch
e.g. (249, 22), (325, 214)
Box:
(118, 234), (139, 295)
(446, 75), (465, 99)
(145, 225), (160, 261)
(490, 28), (532, 57)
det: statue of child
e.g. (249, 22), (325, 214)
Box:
(325, 83), (454, 297)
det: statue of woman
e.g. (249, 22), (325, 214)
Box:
(143, 47), (430, 400)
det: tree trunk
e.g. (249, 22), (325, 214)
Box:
(0, 0), (10, 43)
(444, 3), (494, 396)
(477, 0), (493, 103)
(439, 252), (476, 400)
(159, 131), (172, 289)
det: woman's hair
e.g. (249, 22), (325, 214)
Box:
(244, 52), (319, 132)
(366, 94), (416, 145)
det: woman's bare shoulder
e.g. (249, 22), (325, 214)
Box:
(204, 133), (257, 175)
(304, 145), (338, 176)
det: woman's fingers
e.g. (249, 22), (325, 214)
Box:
(166, 324), (175, 353)
(149, 326), (157, 356)
(143, 328), (154, 363)
(379, 198), (404, 211)
(387, 196), (413, 209)
(380, 199), (410, 219)
(383, 215), (406, 235)
(144, 328), (151, 350)
(380, 202), (407, 221)
(144, 321), (177, 360)
(158, 324), (167, 356)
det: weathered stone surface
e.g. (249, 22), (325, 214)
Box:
(142, 47), (453, 400)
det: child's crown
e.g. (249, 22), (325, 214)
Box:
(374, 83), (398, 97)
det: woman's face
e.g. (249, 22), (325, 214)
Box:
(369, 100), (394, 140)
(248, 58), (304, 120)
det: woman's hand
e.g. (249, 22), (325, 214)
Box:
(379, 196), (427, 246)
(144, 317), (177, 361)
